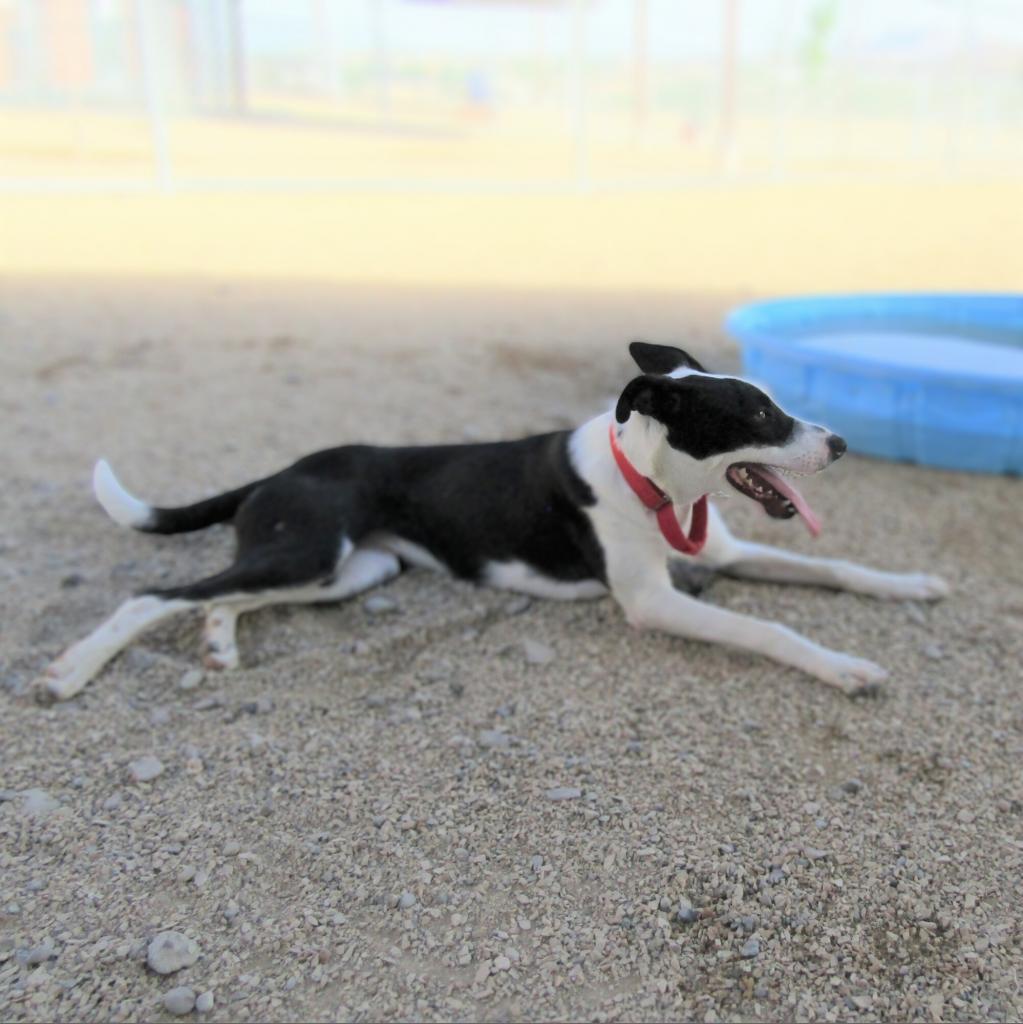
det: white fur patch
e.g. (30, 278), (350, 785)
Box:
(93, 460), (153, 529)
(484, 560), (607, 600)
(372, 534), (449, 574)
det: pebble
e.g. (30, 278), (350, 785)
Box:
(841, 778), (863, 795)
(546, 786), (582, 801)
(494, 955), (512, 971)
(128, 756), (164, 783)
(478, 729), (511, 750)
(530, 855), (544, 873)
(178, 669), (204, 691)
(904, 602), (927, 624)
(397, 891), (416, 910)
(163, 986), (196, 1015)
(676, 901), (699, 924)
(19, 943), (55, 966)
(103, 794), (122, 811)
(21, 789), (61, 816)
(740, 937), (761, 958)
(147, 931), (200, 975)
(803, 846), (828, 861)
(195, 990), (214, 1013)
(923, 643), (944, 660)
(364, 594), (399, 615)
(522, 639), (554, 665)
(505, 596), (532, 615)
(224, 840), (242, 856)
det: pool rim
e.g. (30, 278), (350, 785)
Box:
(727, 292), (1023, 394)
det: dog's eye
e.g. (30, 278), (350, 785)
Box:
(754, 409), (768, 421)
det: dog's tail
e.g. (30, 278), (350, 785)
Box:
(93, 459), (262, 535)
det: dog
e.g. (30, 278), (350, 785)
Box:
(34, 341), (949, 702)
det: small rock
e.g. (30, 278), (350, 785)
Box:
(236, 697), (273, 717)
(740, 937), (761, 959)
(19, 943), (55, 966)
(223, 841), (241, 856)
(195, 990), (214, 1013)
(474, 961), (492, 984)
(149, 707), (172, 727)
(957, 808), (975, 824)
(530, 855), (544, 873)
(163, 986), (196, 1015)
(504, 596), (532, 616)
(397, 891), (416, 910)
(21, 789), (60, 816)
(178, 669), (204, 692)
(803, 846), (828, 861)
(522, 639), (554, 665)
(478, 730), (511, 750)
(767, 867), (786, 885)
(841, 778), (863, 795)
(676, 904), (699, 925)
(545, 786), (582, 801)
(103, 794), (122, 811)
(128, 756), (164, 783)
(147, 931), (199, 975)
(922, 644), (944, 661)
(60, 572), (84, 589)
(364, 594), (399, 615)
(904, 603), (927, 625)
(494, 955), (512, 971)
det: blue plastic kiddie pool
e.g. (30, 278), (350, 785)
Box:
(727, 294), (1023, 475)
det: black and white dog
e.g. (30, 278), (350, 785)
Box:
(36, 342), (948, 702)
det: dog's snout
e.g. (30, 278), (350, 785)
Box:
(827, 434), (847, 460)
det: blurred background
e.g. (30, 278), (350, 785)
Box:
(1, 0), (1021, 294)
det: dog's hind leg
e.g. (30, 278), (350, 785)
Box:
(36, 595), (195, 701)
(201, 604), (246, 670)
(199, 544), (402, 671)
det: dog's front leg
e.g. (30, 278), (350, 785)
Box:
(698, 504), (949, 600)
(719, 542), (950, 601)
(617, 581), (888, 696)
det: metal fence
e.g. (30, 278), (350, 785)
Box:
(1, 0), (1020, 191)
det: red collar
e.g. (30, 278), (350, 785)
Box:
(608, 421), (708, 556)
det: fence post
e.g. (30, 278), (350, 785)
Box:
(136, 0), (172, 190)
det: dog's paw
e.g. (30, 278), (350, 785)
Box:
(202, 650), (239, 671)
(30, 665), (83, 703)
(876, 573), (950, 602)
(815, 653), (888, 697)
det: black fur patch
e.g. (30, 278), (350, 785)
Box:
(149, 432), (607, 601)
(616, 374), (795, 460)
(629, 341), (707, 376)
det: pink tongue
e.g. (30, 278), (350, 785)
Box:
(756, 466), (822, 538)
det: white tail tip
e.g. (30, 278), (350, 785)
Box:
(93, 459), (153, 529)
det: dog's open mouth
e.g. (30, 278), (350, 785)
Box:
(726, 463), (822, 537)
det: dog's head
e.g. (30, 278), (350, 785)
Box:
(615, 342), (847, 535)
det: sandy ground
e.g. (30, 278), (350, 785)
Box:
(1, 276), (1022, 1023)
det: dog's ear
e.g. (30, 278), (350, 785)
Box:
(628, 341), (707, 376)
(615, 375), (682, 424)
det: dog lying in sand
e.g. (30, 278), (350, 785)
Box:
(36, 342), (948, 701)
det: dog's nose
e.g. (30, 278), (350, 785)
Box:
(827, 434), (847, 460)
